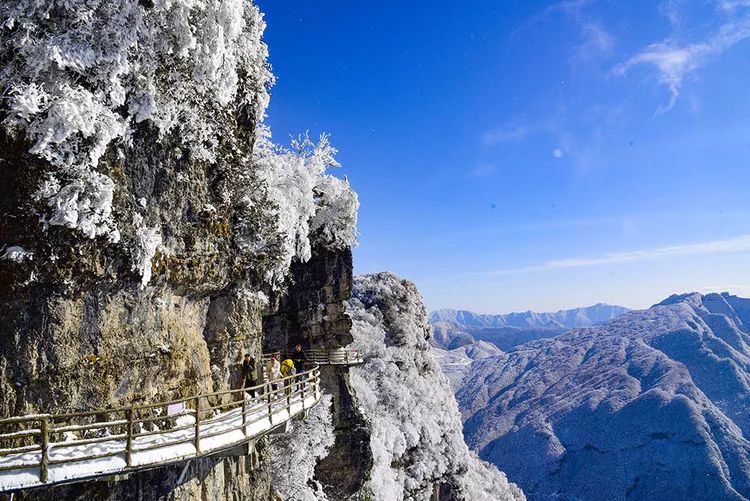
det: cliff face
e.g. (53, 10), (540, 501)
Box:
(263, 245), (373, 501)
(265, 271), (524, 501)
(0, 0), (357, 499)
(263, 246), (354, 351)
(1, 0), (276, 415)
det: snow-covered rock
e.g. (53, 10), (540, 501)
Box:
(1, 0), (357, 291)
(270, 394), (335, 501)
(458, 292), (750, 501)
(348, 272), (524, 501)
(1, 246), (33, 263)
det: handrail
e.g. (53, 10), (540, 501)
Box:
(262, 347), (363, 366)
(0, 366), (322, 492)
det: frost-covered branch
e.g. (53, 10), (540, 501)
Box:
(347, 272), (524, 501)
(1, 0), (358, 292)
(245, 127), (359, 286)
(0, 0), (272, 243)
(269, 394), (334, 501)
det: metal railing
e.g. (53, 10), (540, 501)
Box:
(0, 366), (321, 492)
(262, 347), (363, 366)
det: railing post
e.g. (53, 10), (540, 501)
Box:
(126, 407), (134, 467)
(39, 416), (49, 483)
(194, 396), (201, 455)
(241, 393), (248, 437)
(267, 382), (273, 425)
(301, 373), (306, 410)
(286, 378), (291, 415)
(345, 349), (350, 364)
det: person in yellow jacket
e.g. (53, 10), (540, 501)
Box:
(280, 358), (296, 395)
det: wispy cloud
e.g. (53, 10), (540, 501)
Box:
(571, 20), (614, 63)
(615, 2), (750, 114)
(512, 0), (593, 38)
(660, 0), (684, 28)
(481, 125), (532, 145)
(719, 0), (750, 11)
(479, 235), (750, 276)
(515, 0), (613, 64)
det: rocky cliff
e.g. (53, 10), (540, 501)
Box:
(0, 0), (357, 499)
(263, 244), (373, 501)
(263, 272), (525, 501)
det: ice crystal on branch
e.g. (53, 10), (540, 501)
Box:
(1, 0), (358, 289)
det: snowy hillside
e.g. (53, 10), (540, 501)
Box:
(431, 321), (477, 350)
(432, 341), (503, 391)
(457, 292), (750, 501)
(347, 272), (524, 501)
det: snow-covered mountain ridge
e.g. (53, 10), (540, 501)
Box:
(429, 304), (629, 352)
(431, 303), (630, 329)
(456, 292), (750, 501)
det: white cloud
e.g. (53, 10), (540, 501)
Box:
(615, 4), (750, 114)
(660, 0), (684, 27)
(572, 21), (614, 62)
(513, 0), (613, 65)
(480, 234), (750, 276)
(553, 148), (564, 158)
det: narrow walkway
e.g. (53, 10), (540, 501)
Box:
(0, 348), (362, 493)
(263, 347), (364, 366)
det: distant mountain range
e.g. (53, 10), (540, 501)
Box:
(430, 303), (631, 330)
(455, 292), (750, 500)
(430, 303), (630, 351)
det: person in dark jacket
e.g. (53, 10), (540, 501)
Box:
(242, 354), (259, 397)
(291, 344), (308, 389)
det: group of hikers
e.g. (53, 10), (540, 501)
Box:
(241, 344), (308, 398)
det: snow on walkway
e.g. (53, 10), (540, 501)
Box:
(0, 393), (319, 492)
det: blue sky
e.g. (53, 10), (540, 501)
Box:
(257, 0), (750, 313)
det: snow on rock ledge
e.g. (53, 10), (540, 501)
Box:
(347, 272), (524, 501)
